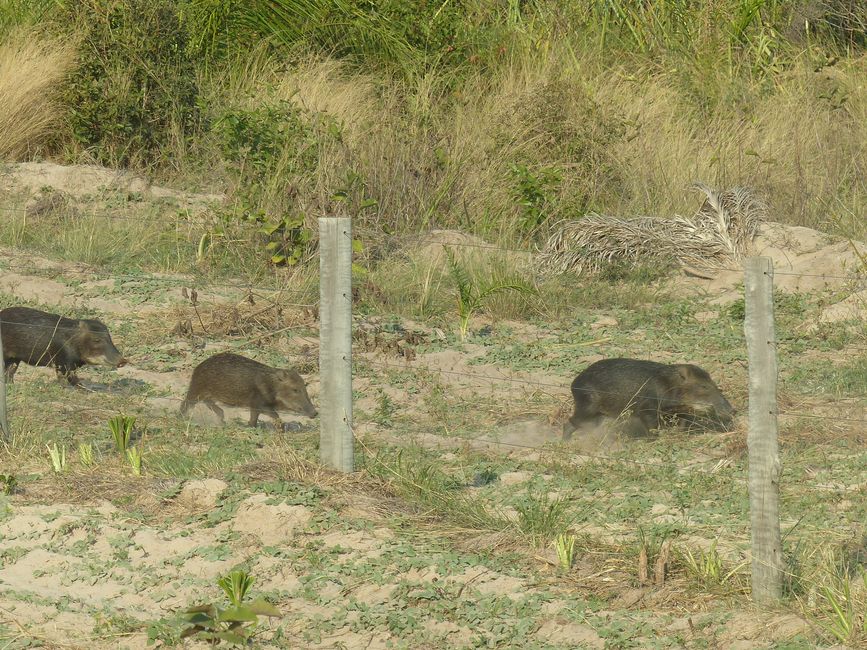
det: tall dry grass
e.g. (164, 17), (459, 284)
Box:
(183, 43), (867, 243)
(0, 31), (75, 160)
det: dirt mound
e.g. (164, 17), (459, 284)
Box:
(1, 161), (224, 213)
(679, 221), (866, 307)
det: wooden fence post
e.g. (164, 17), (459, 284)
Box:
(318, 217), (353, 472)
(744, 256), (783, 603)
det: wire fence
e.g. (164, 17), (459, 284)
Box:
(0, 216), (864, 445)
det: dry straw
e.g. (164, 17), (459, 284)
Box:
(535, 184), (765, 276)
(0, 31), (76, 159)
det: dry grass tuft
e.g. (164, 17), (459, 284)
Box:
(535, 184), (765, 276)
(0, 31), (76, 160)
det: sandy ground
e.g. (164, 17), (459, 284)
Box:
(0, 162), (862, 648)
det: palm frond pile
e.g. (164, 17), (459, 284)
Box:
(535, 184), (766, 276)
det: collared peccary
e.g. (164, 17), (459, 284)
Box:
(180, 352), (317, 428)
(562, 358), (735, 440)
(0, 306), (127, 386)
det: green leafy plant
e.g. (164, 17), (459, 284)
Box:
(555, 533), (578, 571)
(510, 163), (562, 233)
(127, 447), (143, 476)
(0, 474), (17, 495)
(444, 247), (532, 341)
(180, 571), (281, 646)
(109, 415), (136, 453)
(78, 442), (94, 467)
(47, 443), (66, 473)
(260, 215), (313, 266)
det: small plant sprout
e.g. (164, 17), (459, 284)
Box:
(47, 443), (66, 473)
(444, 246), (532, 341)
(555, 533), (578, 571)
(218, 570), (255, 607)
(126, 447), (143, 476)
(181, 571), (281, 645)
(109, 414), (136, 452)
(78, 442), (94, 467)
(816, 572), (867, 644)
(681, 539), (748, 588)
(0, 474), (17, 495)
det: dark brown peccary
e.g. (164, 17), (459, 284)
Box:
(562, 358), (735, 440)
(0, 306), (127, 386)
(180, 352), (317, 428)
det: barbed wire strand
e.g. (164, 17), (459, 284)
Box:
(356, 356), (865, 421)
(776, 411), (867, 424)
(1, 203), (865, 282)
(0, 262), (317, 298)
(3, 201), (865, 280)
(358, 357), (735, 409)
(26, 388), (739, 478)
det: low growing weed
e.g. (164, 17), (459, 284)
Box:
(680, 539), (748, 590)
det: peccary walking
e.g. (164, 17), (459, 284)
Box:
(562, 358), (735, 440)
(0, 306), (126, 386)
(180, 352), (317, 428)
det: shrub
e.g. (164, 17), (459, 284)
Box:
(60, 0), (201, 169)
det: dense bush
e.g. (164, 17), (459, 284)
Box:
(60, 0), (201, 169)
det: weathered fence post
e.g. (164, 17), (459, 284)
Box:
(318, 217), (353, 472)
(744, 256), (783, 603)
(0, 321), (9, 440)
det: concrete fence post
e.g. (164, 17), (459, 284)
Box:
(318, 217), (353, 472)
(744, 256), (783, 603)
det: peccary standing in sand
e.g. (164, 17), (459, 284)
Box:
(0, 306), (126, 386)
(562, 358), (735, 440)
(180, 352), (317, 428)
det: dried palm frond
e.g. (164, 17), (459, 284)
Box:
(535, 184), (766, 276)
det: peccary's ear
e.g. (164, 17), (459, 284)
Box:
(675, 365), (692, 382)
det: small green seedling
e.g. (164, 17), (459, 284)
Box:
(47, 443), (66, 473)
(181, 570), (281, 646)
(218, 570), (255, 606)
(78, 442), (94, 467)
(555, 533), (578, 571)
(0, 474), (17, 495)
(681, 539), (748, 587)
(127, 447), (143, 476)
(109, 414), (136, 452)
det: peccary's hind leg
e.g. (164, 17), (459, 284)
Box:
(622, 415), (652, 438)
(3, 360), (19, 384)
(562, 416), (579, 441)
(203, 400), (225, 425)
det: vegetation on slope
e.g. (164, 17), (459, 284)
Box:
(0, 0), (865, 252)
